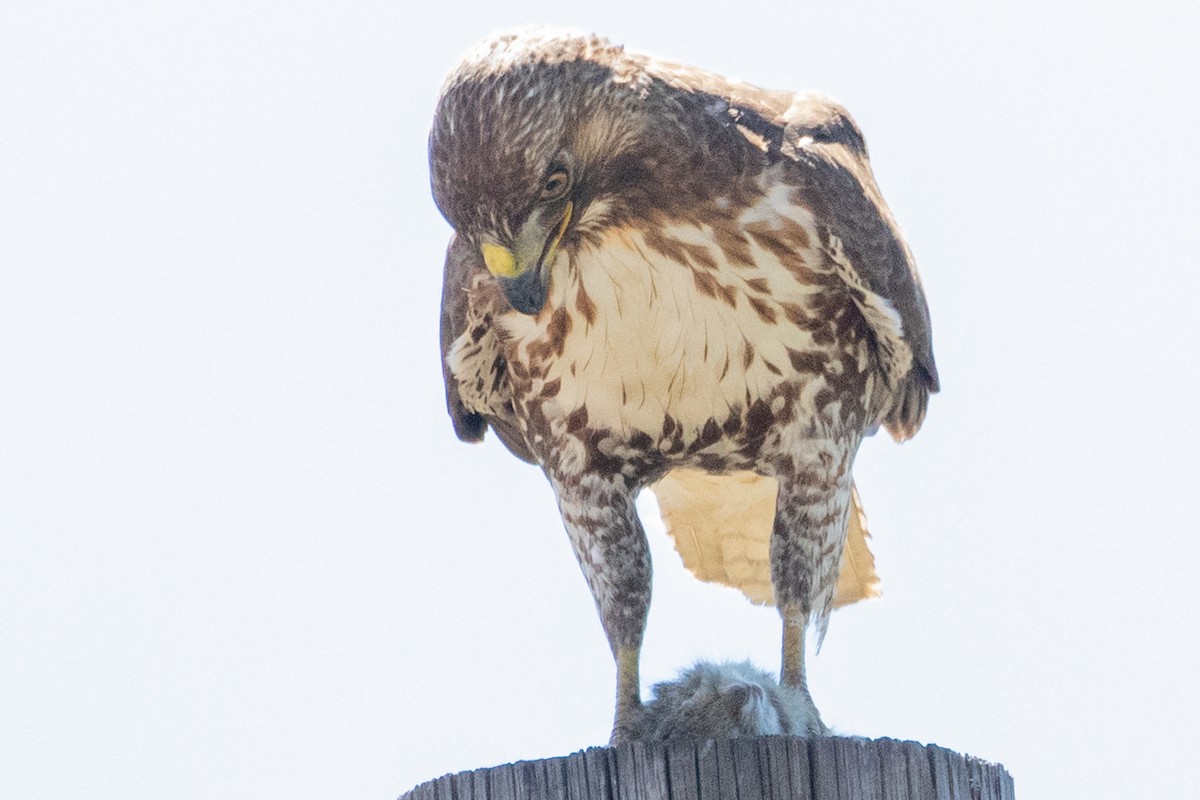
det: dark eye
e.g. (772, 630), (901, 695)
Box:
(540, 169), (570, 202)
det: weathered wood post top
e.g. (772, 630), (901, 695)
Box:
(400, 737), (1015, 800)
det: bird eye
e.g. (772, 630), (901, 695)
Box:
(540, 169), (570, 202)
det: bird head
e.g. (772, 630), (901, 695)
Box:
(429, 29), (689, 315)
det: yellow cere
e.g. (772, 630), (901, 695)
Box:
(481, 242), (519, 278)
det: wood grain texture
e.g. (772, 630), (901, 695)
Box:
(399, 738), (1014, 800)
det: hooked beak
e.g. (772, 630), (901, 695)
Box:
(481, 201), (573, 315)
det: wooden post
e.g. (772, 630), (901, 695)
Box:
(399, 737), (1014, 800)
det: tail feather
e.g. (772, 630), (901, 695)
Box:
(650, 469), (880, 610)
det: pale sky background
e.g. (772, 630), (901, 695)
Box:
(3, 1), (1199, 799)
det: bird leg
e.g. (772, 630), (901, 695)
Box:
(769, 443), (856, 735)
(550, 472), (652, 744)
(776, 605), (826, 735)
(780, 613), (808, 690)
(612, 645), (642, 744)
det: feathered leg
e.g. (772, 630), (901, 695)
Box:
(552, 472), (652, 744)
(769, 438), (857, 735)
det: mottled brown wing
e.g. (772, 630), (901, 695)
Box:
(440, 235), (537, 464)
(779, 95), (939, 439)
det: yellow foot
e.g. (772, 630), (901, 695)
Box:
(610, 646), (644, 744)
(608, 706), (646, 745)
(795, 687), (828, 736)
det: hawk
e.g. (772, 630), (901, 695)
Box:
(430, 29), (937, 742)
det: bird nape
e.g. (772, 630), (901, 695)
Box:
(431, 28), (937, 743)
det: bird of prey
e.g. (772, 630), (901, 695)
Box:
(430, 29), (937, 742)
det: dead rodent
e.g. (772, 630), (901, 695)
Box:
(629, 660), (827, 741)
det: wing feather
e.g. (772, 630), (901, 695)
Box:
(440, 235), (537, 464)
(778, 94), (939, 439)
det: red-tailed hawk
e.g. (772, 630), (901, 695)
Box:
(430, 29), (937, 742)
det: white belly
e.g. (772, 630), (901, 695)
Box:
(500, 212), (860, 444)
